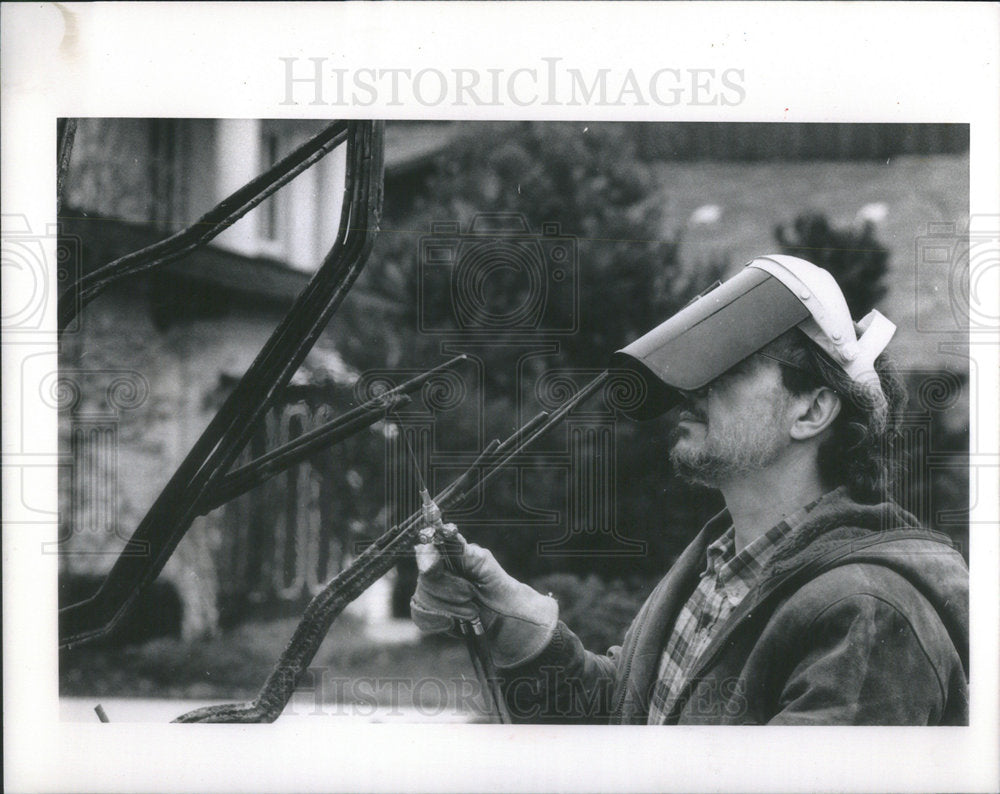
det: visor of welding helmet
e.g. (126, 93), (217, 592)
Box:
(611, 265), (811, 420)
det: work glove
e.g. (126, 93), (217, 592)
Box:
(410, 535), (558, 669)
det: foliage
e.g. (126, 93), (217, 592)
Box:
(893, 369), (969, 558)
(336, 132), (966, 620)
(530, 572), (655, 651)
(339, 122), (727, 594)
(346, 122), (720, 373)
(773, 213), (889, 316)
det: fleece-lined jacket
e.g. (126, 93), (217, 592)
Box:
(500, 493), (969, 725)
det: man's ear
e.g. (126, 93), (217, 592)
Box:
(789, 387), (841, 441)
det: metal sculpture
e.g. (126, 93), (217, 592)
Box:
(57, 117), (610, 723)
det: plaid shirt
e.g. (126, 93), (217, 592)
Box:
(647, 496), (826, 724)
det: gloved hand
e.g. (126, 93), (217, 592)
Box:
(410, 535), (558, 669)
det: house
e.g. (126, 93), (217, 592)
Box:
(58, 118), (456, 641)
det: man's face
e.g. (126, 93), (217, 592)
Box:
(668, 356), (793, 488)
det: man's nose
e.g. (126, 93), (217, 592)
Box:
(676, 390), (709, 419)
(680, 385), (711, 402)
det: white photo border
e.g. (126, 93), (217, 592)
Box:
(2, 2), (998, 792)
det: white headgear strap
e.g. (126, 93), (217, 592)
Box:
(747, 255), (896, 405)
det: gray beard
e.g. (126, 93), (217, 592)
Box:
(668, 425), (785, 488)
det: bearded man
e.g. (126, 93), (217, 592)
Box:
(410, 255), (969, 725)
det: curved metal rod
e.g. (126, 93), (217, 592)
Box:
(57, 120), (350, 333)
(59, 121), (384, 649)
(174, 372), (609, 723)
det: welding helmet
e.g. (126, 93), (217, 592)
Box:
(611, 254), (896, 420)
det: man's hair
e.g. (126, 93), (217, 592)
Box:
(759, 327), (908, 504)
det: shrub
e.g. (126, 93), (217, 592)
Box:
(529, 572), (657, 651)
(774, 212), (889, 316)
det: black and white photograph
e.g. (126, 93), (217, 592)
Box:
(3, 3), (998, 793)
(54, 117), (973, 727)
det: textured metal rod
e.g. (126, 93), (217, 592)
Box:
(172, 448), (497, 723)
(436, 530), (512, 723)
(446, 373), (610, 508)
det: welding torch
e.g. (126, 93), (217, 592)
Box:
(417, 487), (512, 724)
(405, 410), (555, 724)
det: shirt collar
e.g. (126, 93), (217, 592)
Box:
(701, 489), (840, 583)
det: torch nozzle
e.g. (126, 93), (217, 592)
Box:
(420, 488), (442, 528)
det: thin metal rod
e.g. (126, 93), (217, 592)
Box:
(435, 406), (587, 725)
(442, 373), (610, 510)
(397, 410), (506, 721)
(413, 413), (547, 521)
(57, 121), (349, 333)
(497, 411), (552, 453)
(436, 531), (511, 723)
(439, 411), (550, 505)
(469, 624), (513, 723)
(428, 438), (502, 509)
(173, 435), (511, 723)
